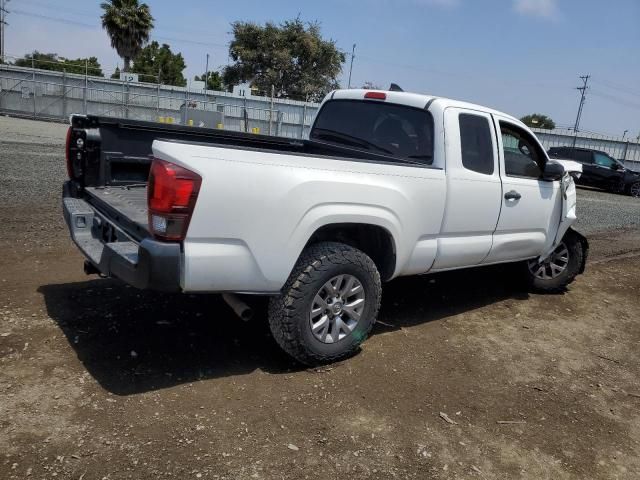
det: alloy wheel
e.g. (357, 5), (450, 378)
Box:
(528, 242), (569, 280)
(309, 274), (365, 344)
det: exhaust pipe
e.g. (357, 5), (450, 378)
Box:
(222, 293), (254, 322)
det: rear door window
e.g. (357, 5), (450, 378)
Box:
(573, 150), (593, 164)
(310, 100), (434, 165)
(459, 114), (494, 175)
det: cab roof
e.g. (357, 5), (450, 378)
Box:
(328, 89), (522, 126)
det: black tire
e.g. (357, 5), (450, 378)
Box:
(524, 230), (584, 293)
(628, 181), (640, 198)
(268, 242), (382, 366)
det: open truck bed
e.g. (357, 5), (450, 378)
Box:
(66, 114), (418, 241)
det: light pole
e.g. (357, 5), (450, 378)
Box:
(347, 43), (356, 89)
(205, 53), (210, 88)
(204, 53), (210, 102)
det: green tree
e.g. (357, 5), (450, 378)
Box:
(130, 41), (186, 86)
(223, 18), (345, 101)
(194, 71), (224, 91)
(520, 113), (556, 130)
(14, 52), (104, 76)
(101, 0), (154, 72)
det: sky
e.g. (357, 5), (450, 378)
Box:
(4, 0), (640, 137)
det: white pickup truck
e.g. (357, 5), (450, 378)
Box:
(63, 88), (588, 365)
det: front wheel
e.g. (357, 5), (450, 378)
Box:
(268, 242), (382, 365)
(629, 181), (640, 198)
(524, 230), (584, 293)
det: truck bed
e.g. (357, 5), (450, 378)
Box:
(85, 186), (149, 240)
(68, 114), (430, 242)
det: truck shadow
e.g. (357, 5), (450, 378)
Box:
(38, 265), (531, 396)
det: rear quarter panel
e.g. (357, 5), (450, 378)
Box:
(153, 141), (446, 293)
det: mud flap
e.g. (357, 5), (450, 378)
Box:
(570, 228), (589, 274)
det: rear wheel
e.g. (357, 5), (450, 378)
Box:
(524, 231), (584, 293)
(268, 242), (381, 365)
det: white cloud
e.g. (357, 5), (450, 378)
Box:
(514, 0), (560, 19)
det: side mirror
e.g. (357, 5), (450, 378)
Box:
(543, 161), (565, 181)
(612, 163), (621, 170)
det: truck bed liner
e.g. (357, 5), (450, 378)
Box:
(85, 186), (149, 239)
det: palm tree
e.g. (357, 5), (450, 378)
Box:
(101, 0), (154, 72)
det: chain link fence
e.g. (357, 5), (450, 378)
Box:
(1, 61), (639, 168)
(0, 62), (319, 139)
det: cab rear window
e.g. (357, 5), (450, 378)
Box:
(310, 99), (434, 165)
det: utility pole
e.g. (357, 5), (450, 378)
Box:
(0, 0), (9, 62)
(347, 43), (356, 89)
(572, 74), (590, 133)
(205, 53), (209, 88)
(204, 53), (210, 102)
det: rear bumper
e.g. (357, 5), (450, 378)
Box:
(63, 181), (182, 292)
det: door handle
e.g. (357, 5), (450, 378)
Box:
(504, 190), (521, 200)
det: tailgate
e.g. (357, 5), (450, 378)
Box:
(63, 182), (181, 292)
(84, 186), (150, 241)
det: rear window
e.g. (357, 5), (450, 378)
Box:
(310, 100), (434, 165)
(459, 114), (494, 175)
(574, 150), (594, 164)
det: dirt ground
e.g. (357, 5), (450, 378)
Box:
(1, 117), (640, 479)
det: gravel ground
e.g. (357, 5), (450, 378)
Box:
(0, 114), (67, 145)
(575, 187), (640, 235)
(1, 116), (640, 480)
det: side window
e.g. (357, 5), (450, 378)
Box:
(459, 114), (494, 175)
(500, 124), (543, 179)
(574, 150), (594, 164)
(594, 152), (615, 169)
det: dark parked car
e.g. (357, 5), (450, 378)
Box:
(548, 147), (640, 197)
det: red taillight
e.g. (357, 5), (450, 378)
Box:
(364, 91), (386, 100)
(148, 158), (202, 242)
(65, 126), (73, 179)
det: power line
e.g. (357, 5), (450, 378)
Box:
(10, 9), (229, 49)
(590, 90), (640, 111)
(16, 1), (230, 42)
(591, 78), (640, 99)
(11, 9), (95, 28)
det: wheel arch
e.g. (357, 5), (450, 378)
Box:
(302, 222), (398, 282)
